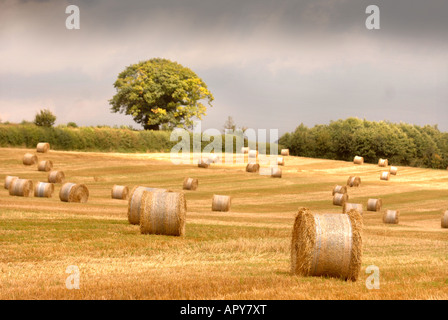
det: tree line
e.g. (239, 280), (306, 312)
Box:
(278, 118), (448, 169)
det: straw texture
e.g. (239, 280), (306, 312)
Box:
(37, 160), (53, 172)
(9, 179), (33, 197)
(380, 172), (390, 181)
(36, 142), (50, 153)
(212, 195), (231, 212)
(378, 158), (388, 167)
(140, 191), (186, 236)
(442, 211), (448, 228)
(343, 203), (363, 215)
(34, 182), (54, 198)
(23, 153), (38, 165)
(59, 183), (89, 203)
(290, 207), (363, 281)
(271, 167), (282, 178)
(281, 149), (290, 156)
(333, 193), (348, 206)
(48, 171), (65, 183)
(128, 186), (170, 225)
(4, 176), (18, 190)
(383, 210), (399, 224)
(111, 185), (129, 200)
(353, 156), (364, 165)
(277, 157), (285, 166)
(183, 177), (198, 191)
(347, 176), (361, 187)
(246, 163), (260, 173)
(390, 166), (398, 175)
(367, 198), (382, 212)
(332, 185), (347, 196)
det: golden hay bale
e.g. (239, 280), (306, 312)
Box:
(281, 149), (290, 156)
(36, 142), (50, 153)
(128, 186), (170, 225)
(34, 182), (54, 198)
(383, 210), (399, 224)
(4, 176), (18, 189)
(212, 195), (231, 212)
(332, 185), (347, 195)
(290, 207), (363, 281)
(380, 171), (390, 181)
(248, 150), (258, 159)
(23, 153), (38, 166)
(353, 156), (364, 165)
(441, 211), (448, 228)
(246, 163), (260, 173)
(37, 160), (53, 172)
(241, 147), (250, 154)
(9, 179), (33, 197)
(59, 183), (89, 203)
(207, 154), (220, 164)
(347, 176), (361, 187)
(48, 170), (65, 184)
(270, 167), (282, 178)
(183, 177), (198, 191)
(378, 158), (388, 167)
(198, 159), (209, 168)
(367, 198), (382, 212)
(111, 185), (129, 200)
(277, 157), (285, 166)
(140, 191), (186, 236)
(343, 203), (363, 215)
(390, 166), (398, 175)
(333, 193), (348, 206)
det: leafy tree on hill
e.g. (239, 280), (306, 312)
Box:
(34, 109), (56, 127)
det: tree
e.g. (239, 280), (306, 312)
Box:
(34, 109), (56, 127)
(67, 122), (78, 128)
(109, 58), (214, 130)
(223, 116), (236, 132)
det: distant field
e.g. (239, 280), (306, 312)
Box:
(0, 147), (447, 299)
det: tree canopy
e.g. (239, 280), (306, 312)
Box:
(109, 58), (214, 130)
(34, 109), (56, 127)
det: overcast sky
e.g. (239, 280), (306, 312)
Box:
(1, 0), (447, 135)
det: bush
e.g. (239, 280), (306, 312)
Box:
(34, 109), (56, 127)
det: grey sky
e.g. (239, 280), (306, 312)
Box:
(1, 0), (447, 135)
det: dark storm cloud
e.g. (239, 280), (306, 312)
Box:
(1, 0), (447, 133)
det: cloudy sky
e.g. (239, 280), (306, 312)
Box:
(1, 0), (447, 134)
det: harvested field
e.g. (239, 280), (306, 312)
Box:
(0, 147), (447, 300)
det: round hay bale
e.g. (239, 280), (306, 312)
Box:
(353, 156), (364, 165)
(333, 193), (348, 206)
(441, 211), (448, 228)
(290, 207), (363, 281)
(128, 186), (170, 225)
(34, 182), (54, 198)
(332, 185), (347, 196)
(343, 203), (363, 215)
(36, 142), (50, 153)
(277, 157), (285, 166)
(378, 158), (388, 167)
(9, 179), (33, 197)
(183, 177), (198, 191)
(140, 191), (186, 236)
(390, 166), (398, 175)
(380, 171), (390, 181)
(271, 167), (282, 178)
(248, 150), (258, 159)
(48, 170), (65, 184)
(281, 149), (290, 156)
(111, 185), (129, 200)
(246, 163), (260, 173)
(207, 154), (220, 164)
(59, 183), (89, 203)
(198, 159), (209, 168)
(37, 160), (53, 172)
(212, 195), (231, 212)
(347, 176), (361, 187)
(4, 176), (18, 190)
(367, 198), (382, 212)
(241, 147), (250, 154)
(383, 210), (399, 224)
(23, 153), (38, 166)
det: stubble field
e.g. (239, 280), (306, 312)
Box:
(0, 147), (447, 299)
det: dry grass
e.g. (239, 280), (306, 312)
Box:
(0, 147), (447, 300)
